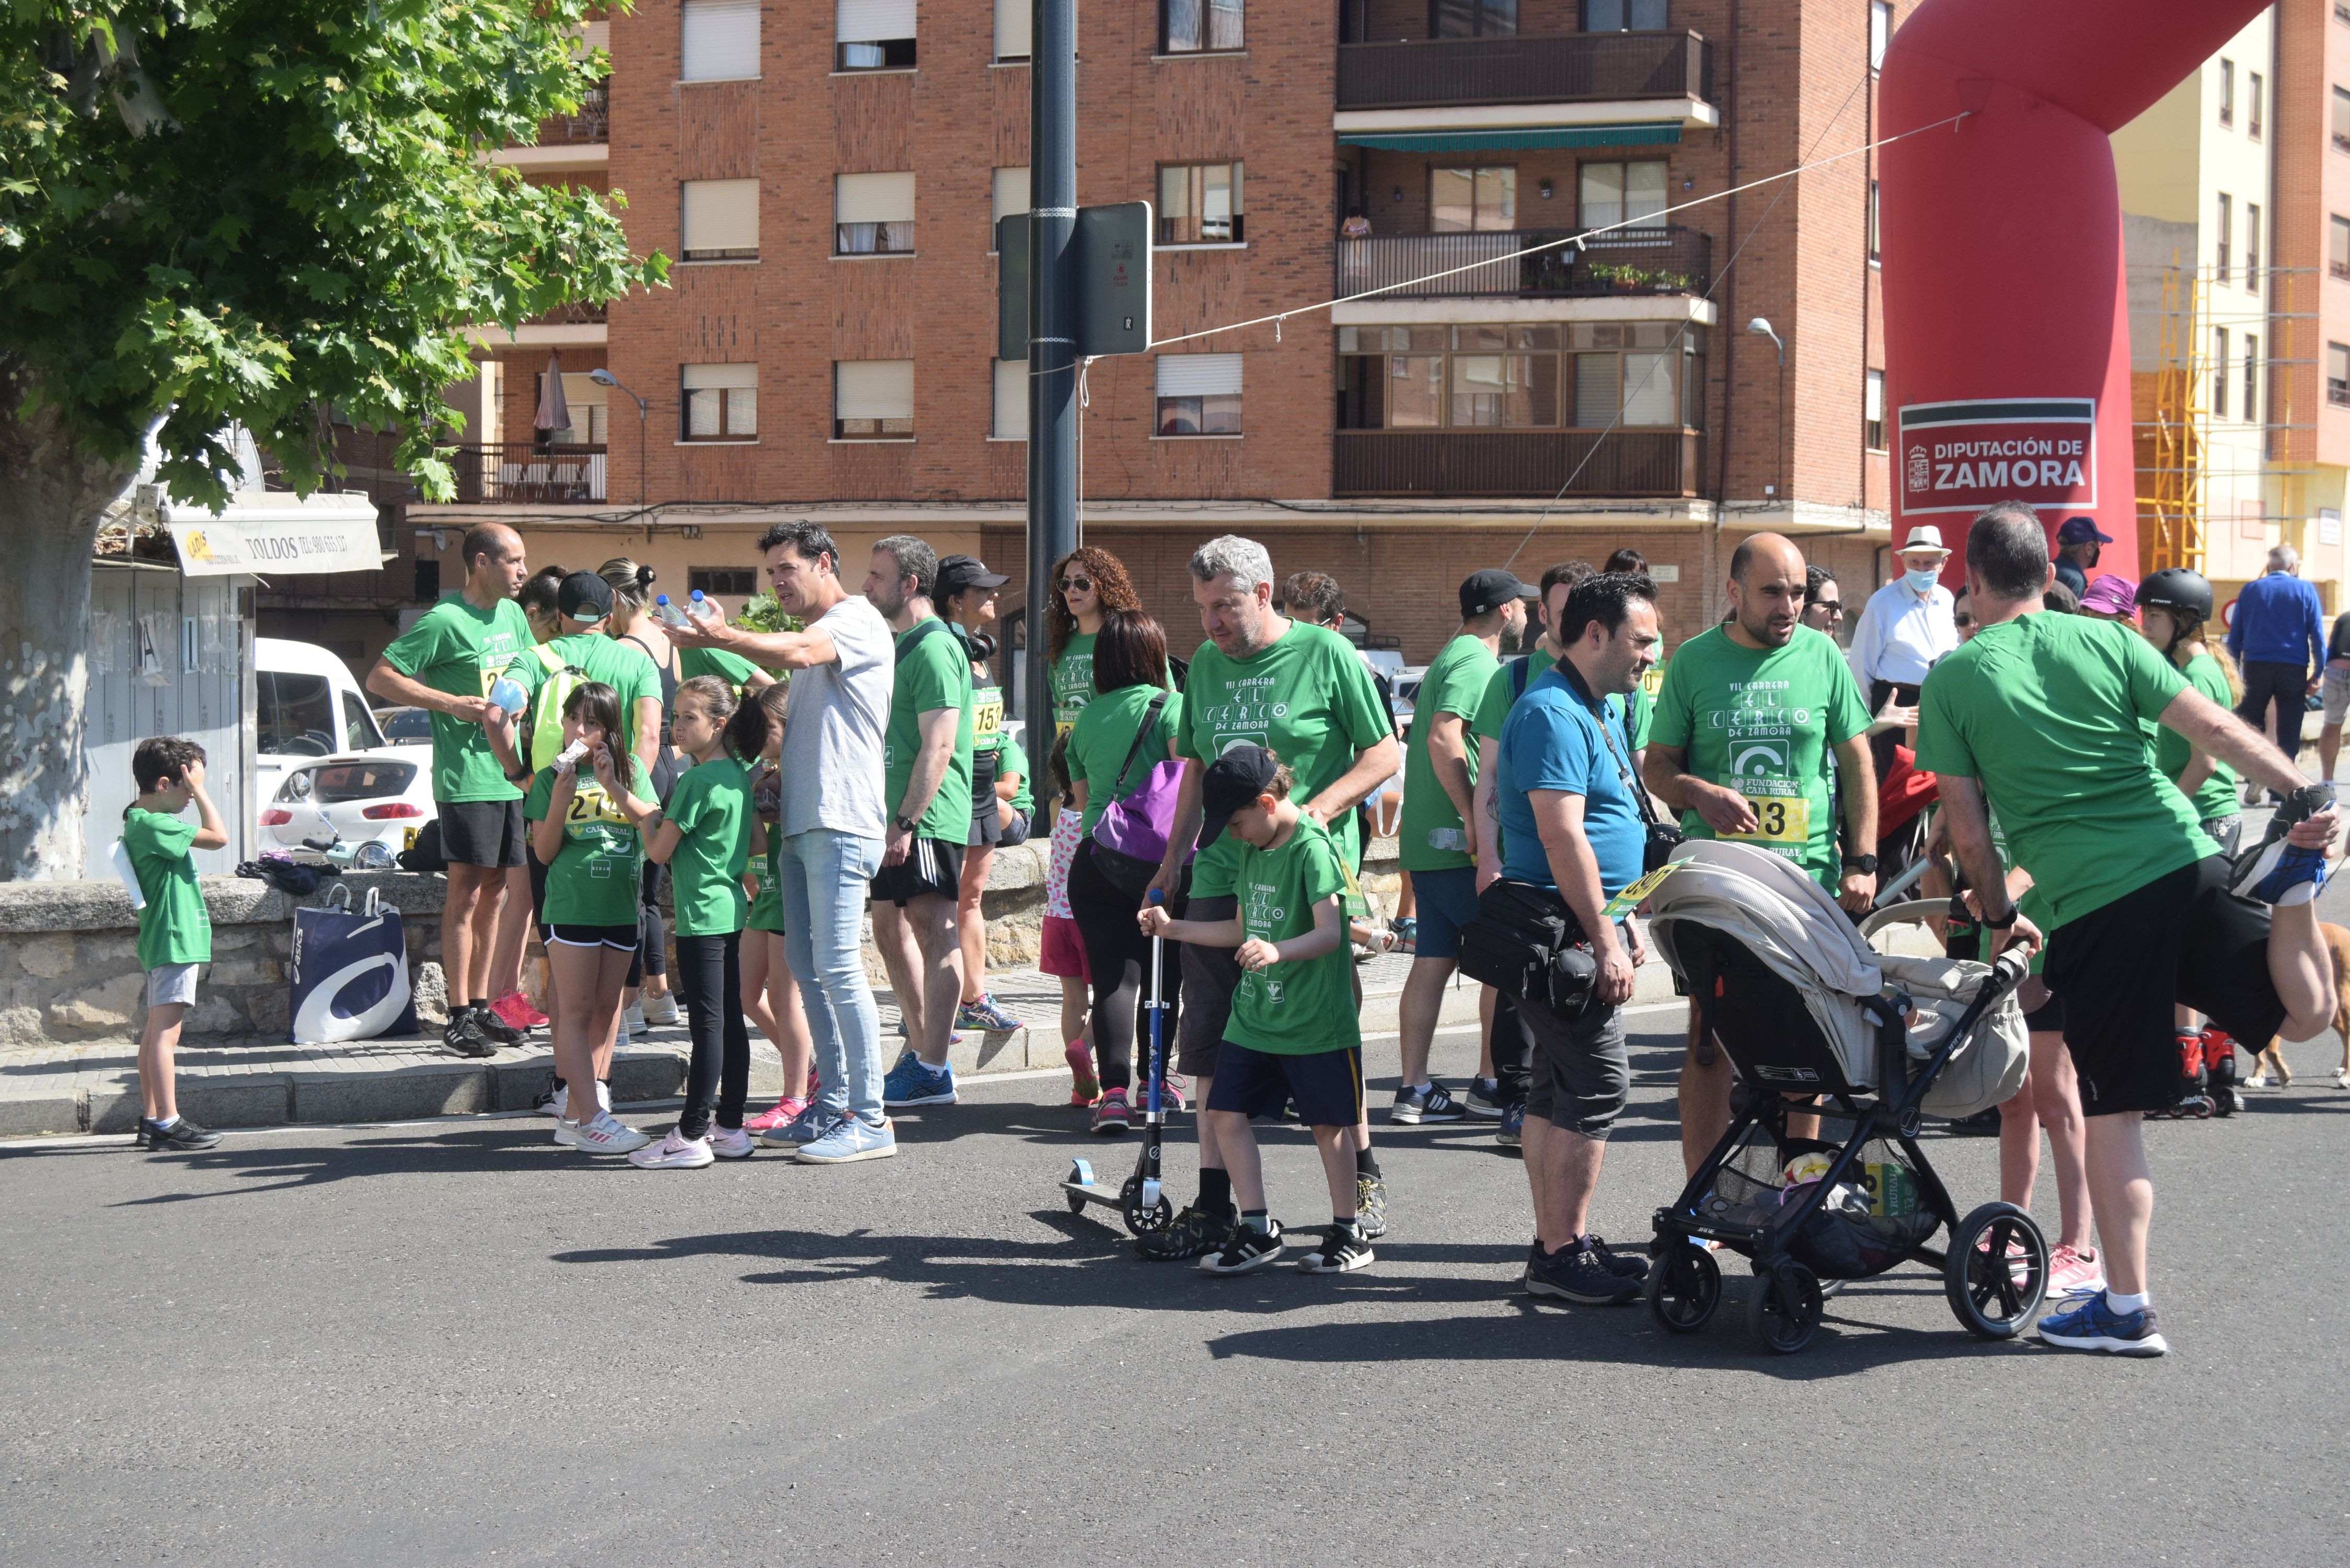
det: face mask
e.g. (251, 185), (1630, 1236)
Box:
(1905, 567), (1941, 592)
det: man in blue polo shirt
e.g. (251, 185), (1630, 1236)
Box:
(1493, 571), (1660, 1309)
(2228, 544), (2328, 795)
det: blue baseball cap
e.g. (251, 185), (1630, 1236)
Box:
(2056, 516), (2112, 546)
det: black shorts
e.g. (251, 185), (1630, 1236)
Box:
(967, 750), (1003, 848)
(1206, 1039), (1365, 1128)
(1177, 891), (1236, 1077)
(870, 836), (963, 906)
(440, 799), (526, 869)
(527, 849), (549, 924)
(2043, 856), (2288, 1117)
(544, 923), (639, 952)
(2019, 976), (2065, 1034)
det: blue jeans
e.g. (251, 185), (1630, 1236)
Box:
(776, 827), (885, 1126)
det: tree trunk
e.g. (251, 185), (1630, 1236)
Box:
(0, 395), (143, 880)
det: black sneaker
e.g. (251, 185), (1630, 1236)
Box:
(1463, 1077), (1506, 1119)
(1355, 1173), (1389, 1239)
(1495, 1101), (1526, 1149)
(442, 1013), (498, 1059)
(1137, 1204), (1236, 1262)
(1199, 1219), (1286, 1275)
(139, 1116), (222, 1152)
(1524, 1238), (1642, 1305)
(472, 1006), (525, 1047)
(1388, 1080), (1466, 1124)
(1584, 1234), (1650, 1279)
(1297, 1226), (1375, 1273)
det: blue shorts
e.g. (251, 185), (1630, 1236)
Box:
(1409, 865), (1480, 960)
(1207, 1039), (1364, 1128)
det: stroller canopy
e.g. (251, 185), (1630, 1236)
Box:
(1646, 840), (1882, 1001)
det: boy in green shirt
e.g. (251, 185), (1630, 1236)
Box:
(1141, 746), (1372, 1276)
(121, 738), (228, 1152)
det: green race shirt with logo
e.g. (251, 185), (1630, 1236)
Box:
(383, 594), (533, 802)
(1223, 815), (1361, 1058)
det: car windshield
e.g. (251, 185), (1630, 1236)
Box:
(258, 672), (336, 756)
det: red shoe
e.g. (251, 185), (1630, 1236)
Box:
(489, 990), (547, 1032)
(746, 1096), (810, 1134)
(1065, 1040), (1099, 1106)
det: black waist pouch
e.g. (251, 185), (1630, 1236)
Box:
(1458, 878), (1596, 1019)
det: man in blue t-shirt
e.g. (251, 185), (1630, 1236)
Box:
(2226, 544), (2328, 790)
(1492, 571), (1660, 1309)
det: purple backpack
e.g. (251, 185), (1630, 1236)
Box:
(1089, 691), (1186, 896)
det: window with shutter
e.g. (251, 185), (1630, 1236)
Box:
(836, 360), (915, 439)
(838, 0), (917, 70)
(682, 363), (758, 441)
(1157, 163), (1243, 245)
(1155, 354), (1242, 435)
(681, 179), (759, 261)
(995, 0), (1031, 61)
(991, 167), (1030, 242)
(993, 360), (1028, 440)
(836, 172), (916, 255)
(681, 0), (760, 82)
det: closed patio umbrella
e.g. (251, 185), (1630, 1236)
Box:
(533, 351), (571, 438)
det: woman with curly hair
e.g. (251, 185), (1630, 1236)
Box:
(1045, 546), (1146, 741)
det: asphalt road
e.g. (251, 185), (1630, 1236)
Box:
(6, 991), (2349, 1567)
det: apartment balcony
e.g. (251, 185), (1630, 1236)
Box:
(538, 86), (608, 145)
(1332, 429), (1702, 499)
(490, 84), (609, 175)
(448, 443), (607, 505)
(1335, 30), (1716, 148)
(1336, 224), (1710, 304)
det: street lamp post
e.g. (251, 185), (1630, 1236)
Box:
(1746, 317), (1785, 509)
(588, 368), (648, 511)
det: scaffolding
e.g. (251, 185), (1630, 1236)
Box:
(2138, 262), (2204, 574)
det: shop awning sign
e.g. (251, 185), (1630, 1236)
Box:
(1896, 397), (2094, 515)
(168, 505), (383, 577)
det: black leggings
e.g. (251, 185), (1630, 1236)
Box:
(633, 861), (668, 986)
(1067, 842), (1181, 1093)
(673, 931), (750, 1137)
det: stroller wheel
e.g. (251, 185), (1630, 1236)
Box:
(1744, 1261), (1823, 1355)
(1943, 1202), (2048, 1339)
(1644, 1243), (1721, 1334)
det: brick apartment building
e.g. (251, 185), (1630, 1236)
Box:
(408, 0), (1911, 678)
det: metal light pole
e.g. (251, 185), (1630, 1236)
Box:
(1022, 0), (1078, 745)
(1746, 317), (1785, 509)
(588, 367), (648, 511)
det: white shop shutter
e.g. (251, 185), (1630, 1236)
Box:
(835, 171), (916, 225)
(836, 360), (914, 420)
(991, 167), (1030, 227)
(995, 0), (1031, 59)
(1155, 353), (1242, 397)
(681, 179), (759, 252)
(837, 0), (916, 43)
(993, 359), (1028, 439)
(682, 363), (759, 390)
(681, 0), (759, 81)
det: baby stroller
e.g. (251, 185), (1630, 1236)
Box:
(1643, 842), (2039, 1354)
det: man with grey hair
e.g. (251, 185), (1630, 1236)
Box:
(1136, 535), (1401, 1262)
(2228, 541), (2327, 792)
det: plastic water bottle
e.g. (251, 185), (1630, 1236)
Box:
(655, 594), (687, 628)
(487, 676), (527, 714)
(687, 589), (722, 625)
(1427, 826), (1468, 852)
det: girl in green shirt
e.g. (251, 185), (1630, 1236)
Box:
(738, 683), (816, 1136)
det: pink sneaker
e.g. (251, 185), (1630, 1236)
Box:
(1091, 1087), (1130, 1135)
(1065, 1040), (1099, 1106)
(745, 1096), (810, 1134)
(1159, 1072), (1190, 1113)
(490, 989), (547, 1031)
(2047, 1243), (2105, 1296)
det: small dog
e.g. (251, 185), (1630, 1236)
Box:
(2248, 921), (2350, 1089)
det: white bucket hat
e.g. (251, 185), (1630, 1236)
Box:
(1900, 525), (1951, 557)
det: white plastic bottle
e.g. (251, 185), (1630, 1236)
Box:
(687, 589), (722, 624)
(655, 594), (687, 628)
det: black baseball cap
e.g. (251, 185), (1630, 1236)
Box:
(2056, 516), (2112, 546)
(1199, 745), (1280, 848)
(1459, 568), (1538, 618)
(937, 554), (1010, 598)
(558, 570), (613, 624)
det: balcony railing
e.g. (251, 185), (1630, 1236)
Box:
(1336, 224), (1710, 301)
(1336, 31), (1713, 112)
(524, 299), (609, 326)
(1333, 429), (1701, 499)
(537, 86), (608, 144)
(449, 443), (607, 504)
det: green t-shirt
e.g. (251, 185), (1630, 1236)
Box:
(502, 632), (661, 769)
(2158, 652), (2240, 826)
(746, 832), (784, 932)
(1070, 685), (1183, 838)
(997, 732), (1035, 815)
(383, 593), (534, 802)
(1050, 632), (1096, 740)
(523, 765), (656, 927)
(123, 806), (211, 970)
(1649, 625), (1870, 890)
(1916, 613), (2213, 929)
(1176, 622), (1392, 872)
(1224, 815), (1360, 1058)
(1400, 634), (1501, 872)
(679, 646), (764, 689)
(664, 756), (753, 937)
(885, 618), (976, 842)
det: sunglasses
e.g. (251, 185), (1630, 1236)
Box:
(1814, 602), (1844, 617)
(1953, 613), (1976, 628)
(1058, 576), (1095, 594)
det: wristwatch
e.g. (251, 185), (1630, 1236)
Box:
(1841, 854), (1879, 874)
(893, 814), (919, 834)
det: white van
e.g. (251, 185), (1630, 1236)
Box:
(253, 638), (398, 805)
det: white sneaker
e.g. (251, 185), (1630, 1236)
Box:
(595, 1079), (612, 1113)
(624, 1000), (648, 1039)
(573, 1112), (651, 1155)
(552, 1119), (579, 1147)
(2244, 1070), (2271, 1089)
(628, 1127), (713, 1169)
(644, 992), (681, 1027)
(707, 1125), (755, 1160)
(535, 1083), (568, 1119)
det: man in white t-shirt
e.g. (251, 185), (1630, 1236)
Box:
(670, 520), (898, 1161)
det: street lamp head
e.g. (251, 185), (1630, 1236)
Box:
(1746, 316), (1779, 342)
(588, 368), (618, 387)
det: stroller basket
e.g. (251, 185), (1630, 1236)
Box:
(1697, 1110), (1939, 1282)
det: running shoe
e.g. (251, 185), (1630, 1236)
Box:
(1091, 1087), (1131, 1136)
(707, 1125), (756, 1161)
(795, 1115), (897, 1165)
(956, 995), (1022, 1032)
(572, 1112), (651, 1155)
(552, 1119), (579, 1148)
(1135, 1073), (1189, 1116)
(1355, 1173), (1389, 1240)
(1389, 1080), (1466, 1124)
(532, 1083), (567, 1119)
(2037, 1293), (2169, 1356)
(881, 1050), (957, 1108)
(643, 991), (682, 1027)
(1199, 1220), (1286, 1275)
(2231, 782), (2337, 905)
(489, 989), (548, 1031)
(1296, 1226), (1375, 1273)
(442, 1012), (498, 1059)
(1391, 917), (1418, 953)
(761, 1104), (836, 1150)
(745, 1096), (810, 1134)
(623, 1000), (649, 1040)
(1137, 1205), (1235, 1262)
(2046, 1244), (2106, 1297)
(1463, 1077), (1506, 1119)
(1584, 1234), (1650, 1279)
(472, 1005), (526, 1047)
(1524, 1239), (1642, 1305)
(1495, 1102), (1526, 1149)
(628, 1128), (714, 1170)
(1065, 1041), (1099, 1106)
(137, 1116), (222, 1152)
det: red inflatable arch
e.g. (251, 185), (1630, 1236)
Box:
(1877, 0), (2270, 578)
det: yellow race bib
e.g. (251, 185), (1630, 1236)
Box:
(1725, 785), (1808, 845)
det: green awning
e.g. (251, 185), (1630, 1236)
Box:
(1338, 122), (1685, 153)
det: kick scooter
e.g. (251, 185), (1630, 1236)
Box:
(1062, 890), (1176, 1236)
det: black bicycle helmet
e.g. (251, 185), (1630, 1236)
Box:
(2137, 568), (2214, 620)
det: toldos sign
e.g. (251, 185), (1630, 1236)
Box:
(1896, 397), (2095, 515)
